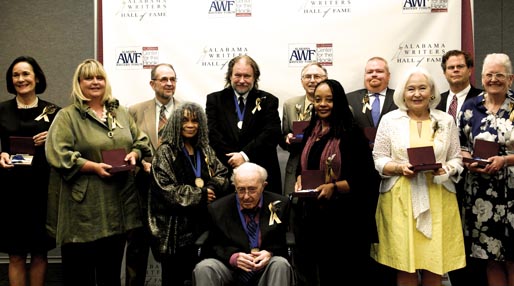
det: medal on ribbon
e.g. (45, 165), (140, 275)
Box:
(182, 147), (203, 188)
(234, 95), (245, 129)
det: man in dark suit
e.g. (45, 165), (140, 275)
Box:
(346, 56), (397, 148)
(206, 55), (282, 194)
(192, 162), (293, 286)
(126, 63), (180, 286)
(436, 49), (485, 286)
(346, 56), (397, 286)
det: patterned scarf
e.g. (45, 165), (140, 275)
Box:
(300, 120), (341, 181)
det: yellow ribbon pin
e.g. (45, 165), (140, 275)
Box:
(268, 201), (282, 225)
(252, 98), (262, 114)
(35, 105), (57, 122)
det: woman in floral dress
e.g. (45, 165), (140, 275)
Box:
(459, 53), (514, 285)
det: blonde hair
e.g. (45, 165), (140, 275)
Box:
(71, 59), (113, 104)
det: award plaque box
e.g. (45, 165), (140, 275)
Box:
(290, 121), (310, 143)
(9, 136), (35, 166)
(101, 148), (135, 173)
(462, 139), (500, 168)
(407, 146), (442, 171)
(293, 169), (324, 197)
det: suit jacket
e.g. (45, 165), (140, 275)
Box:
(436, 85), (482, 112)
(346, 88), (397, 129)
(129, 98), (180, 156)
(280, 95), (309, 196)
(436, 85), (481, 211)
(206, 87), (282, 194)
(205, 191), (290, 266)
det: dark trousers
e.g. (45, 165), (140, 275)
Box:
(160, 245), (197, 286)
(61, 234), (126, 286)
(125, 226), (151, 286)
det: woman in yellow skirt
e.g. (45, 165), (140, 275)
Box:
(371, 66), (466, 286)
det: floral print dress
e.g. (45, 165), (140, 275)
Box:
(459, 90), (514, 261)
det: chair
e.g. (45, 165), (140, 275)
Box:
(194, 229), (296, 285)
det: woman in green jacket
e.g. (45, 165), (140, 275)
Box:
(45, 59), (152, 286)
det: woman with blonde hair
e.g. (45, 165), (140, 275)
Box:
(46, 59), (152, 286)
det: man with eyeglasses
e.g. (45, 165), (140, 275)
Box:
(346, 56), (397, 286)
(436, 50), (484, 286)
(126, 63), (181, 286)
(193, 162), (293, 286)
(437, 50), (482, 123)
(279, 62), (327, 197)
(206, 55), (282, 195)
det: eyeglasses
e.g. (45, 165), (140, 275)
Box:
(446, 64), (466, 70)
(236, 187), (259, 196)
(153, 77), (177, 84)
(483, 73), (510, 81)
(302, 74), (326, 81)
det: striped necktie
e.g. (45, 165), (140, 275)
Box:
(158, 105), (167, 139)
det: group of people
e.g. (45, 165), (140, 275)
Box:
(0, 50), (513, 286)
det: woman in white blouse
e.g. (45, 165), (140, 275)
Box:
(371, 66), (465, 286)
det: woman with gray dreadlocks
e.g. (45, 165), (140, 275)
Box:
(148, 101), (229, 286)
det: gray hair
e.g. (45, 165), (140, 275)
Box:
(161, 101), (210, 149)
(482, 53), (512, 75)
(231, 162), (268, 186)
(393, 66), (440, 111)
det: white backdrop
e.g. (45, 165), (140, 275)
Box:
(102, 1), (461, 285)
(102, 0), (461, 110)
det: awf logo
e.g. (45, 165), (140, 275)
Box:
(402, 0), (448, 13)
(208, 0), (252, 17)
(115, 47), (159, 69)
(288, 43), (333, 67)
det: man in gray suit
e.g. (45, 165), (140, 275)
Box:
(346, 56), (397, 286)
(280, 62), (327, 196)
(126, 63), (180, 286)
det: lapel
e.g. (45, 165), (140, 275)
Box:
(222, 89), (242, 139)
(243, 91), (257, 124)
(360, 90), (374, 126)
(286, 96), (307, 126)
(382, 88), (397, 115)
(143, 102), (159, 150)
(439, 91), (450, 110)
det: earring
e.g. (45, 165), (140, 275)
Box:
(430, 95), (435, 100)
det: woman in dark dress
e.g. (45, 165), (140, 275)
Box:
(293, 79), (380, 285)
(0, 56), (59, 286)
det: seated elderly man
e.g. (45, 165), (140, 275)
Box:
(192, 162), (293, 286)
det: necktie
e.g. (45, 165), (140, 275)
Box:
(239, 210), (259, 285)
(238, 96), (245, 113)
(246, 212), (258, 244)
(304, 103), (313, 120)
(371, 93), (381, 127)
(448, 94), (458, 121)
(158, 105), (167, 138)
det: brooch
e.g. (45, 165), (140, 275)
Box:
(35, 104), (57, 122)
(268, 200), (282, 225)
(252, 98), (262, 114)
